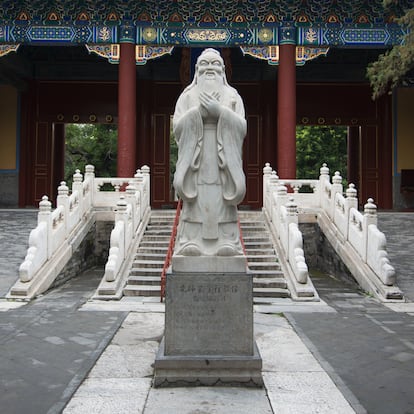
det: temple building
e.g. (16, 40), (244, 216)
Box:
(1, 1), (413, 210)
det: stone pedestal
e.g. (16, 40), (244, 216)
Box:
(154, 256), (263, 387)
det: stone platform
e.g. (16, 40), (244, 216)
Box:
(154, 256), (263, 386)
(154, 338), (263, 387)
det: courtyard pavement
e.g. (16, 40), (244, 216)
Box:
(0, 209), (37, 297)
(0, 209), (413, 413)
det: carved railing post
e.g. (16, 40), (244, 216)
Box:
(134, 168), (145, 219)
(126, 181), (139, 230)
(268, 170), (279, 221)
(84, 164), (95, 208)
(38, 196), (53, 259)
(364, 197), (378, 226)
(284, 196), (298, 253)
(105, 196), (128, 282)
(72, 169), (83, 214)
(141, 165), (150, 209)
(115, 195), (128, 224)
(343, 183), (358, 239)
(285, 197), (308, 284)
(263, 163), (273, 212)
(57, 181), (69, 233)
(319, 162), (330, 182)
(359, 198), (377, 262)
(330, 171), (343, 218)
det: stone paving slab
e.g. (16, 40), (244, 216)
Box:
(0, 306), (126, 414)
(264, 372), (355, 414)
(64, 378), (152, 414)
(0, 209), (37, 297)
(64, 312), (356, 414)
(144, 387), (273, 414)
(378, 213), (414, 301)
(287, 311), (414, 414)
(0, 269), (128, 414)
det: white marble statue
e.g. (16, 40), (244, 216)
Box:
(173, 48), (247, 256)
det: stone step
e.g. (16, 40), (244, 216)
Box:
(241, 224), (267, 229)
(243, 234), (269, 244)
(122, 209), (292, 302)
(247, 254), (279, 262)
(132, 259), (165, 268)
(253, 277), (287, 289)
(242, 231), (268, 237)
(122, 209), (175, 298)
(137, 247), (169, 255)
(248, 261), (281, 270)
(240, 222), (267, 228)
(142, 228), (171, 234)
(149, 220), (175, 226)
(253, 297), (291, 305)
(245, 248), (275, 256)
(123, 285), (161, 297)
(140, 241), (170, 248)
(135, 252), (167, 261)
(127, 275), (161, 285)
(253, 287), (290, 298)
(249, 269), (285, 278)
(243, 241), (274, 249)
(129, 268), (163, 276)
(239, 215), (265, 221)
(142, 235), (171, 242)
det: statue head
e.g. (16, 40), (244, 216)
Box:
(191, 48), (228, 90)
(196, 48), (224, 78)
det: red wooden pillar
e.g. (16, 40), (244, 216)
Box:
(117, 42), (136, 177)
(277, 44), (296, 178)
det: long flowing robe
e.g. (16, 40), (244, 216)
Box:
(172, 84), (247, 253)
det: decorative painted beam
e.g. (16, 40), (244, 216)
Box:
(240, 46), (329, 66)
(0, 22), (408, 48)
(86, 44), (174, 65)
(0, 44), (19, 58)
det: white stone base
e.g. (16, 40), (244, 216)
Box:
(154, 338), (263, 387)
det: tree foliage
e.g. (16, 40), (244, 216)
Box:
(296, 125), (347, 181)
(65, 123), (117, 184)
(367, 1), (414, 99)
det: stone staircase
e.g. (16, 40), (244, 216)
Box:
(239, 211), (290, 303)
(123, 210), (175, 298)
(123, 210), (290, 302)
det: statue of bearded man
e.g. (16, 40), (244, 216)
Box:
(173, 48), (247, 256)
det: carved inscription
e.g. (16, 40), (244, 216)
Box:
(165, 273), (253, 356)
(180, 282), (238, 302)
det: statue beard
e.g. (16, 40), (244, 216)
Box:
(197, 76), (223, 96)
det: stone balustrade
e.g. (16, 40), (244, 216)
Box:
(263, 164), (316, 299)
(96, 167), (151, 298)
(263, 162), (401, 301)
(10, 165), (150, 300)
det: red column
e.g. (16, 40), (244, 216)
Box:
(117, 42), (136, 177)
(277, 44), (296, 178)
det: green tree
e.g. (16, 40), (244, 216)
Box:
(296, 125), (347, 181)
(367, 1), (414, 99)
(65, 123), (117, 184)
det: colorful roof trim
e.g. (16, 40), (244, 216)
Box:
(0, 0), (412, 47)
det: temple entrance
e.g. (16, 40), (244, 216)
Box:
(296, 125), (348, 181)
(150, 112), (175, 208)
(13, 46), (392, 209)
(64, 123), (118, 185)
